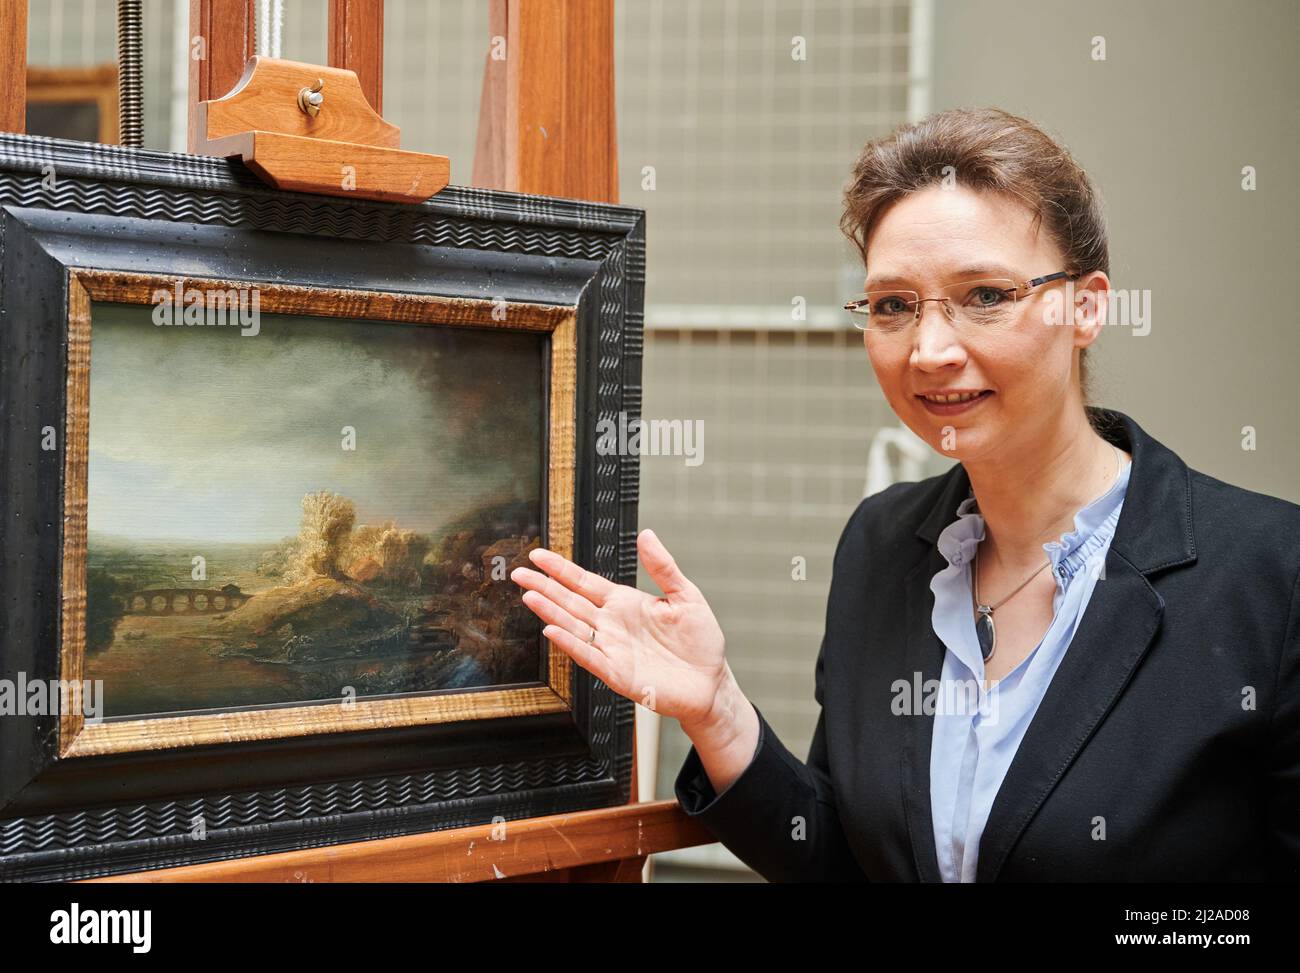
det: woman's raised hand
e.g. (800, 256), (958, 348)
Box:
(510, 528), (728, 730)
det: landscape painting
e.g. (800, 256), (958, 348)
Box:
(83, 301), (547, 720)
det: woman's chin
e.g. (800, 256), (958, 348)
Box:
(915, 418), (995, 462)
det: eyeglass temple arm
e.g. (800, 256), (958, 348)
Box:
(1020, 270), (1080, 293)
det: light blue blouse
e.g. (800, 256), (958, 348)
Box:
(927, 454), (1131, 882)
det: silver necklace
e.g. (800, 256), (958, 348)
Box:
(973, 443), (1122, 662)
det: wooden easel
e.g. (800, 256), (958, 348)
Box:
(0, 0), (711, 881)
(182, 0), (621, 204)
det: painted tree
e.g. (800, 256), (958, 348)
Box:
(293, 490), (356, 580)
(377, 525), (431, 587)
(84, 568), (125, 654)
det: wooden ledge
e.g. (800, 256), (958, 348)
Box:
(194, 56), (449, 203)
(84, 799), (715, 883)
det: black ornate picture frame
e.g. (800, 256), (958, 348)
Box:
(0, 134), (644, 881)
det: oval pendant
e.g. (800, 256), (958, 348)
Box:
(976, 610), (996, 661)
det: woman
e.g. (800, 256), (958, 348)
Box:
(510, 108), (1300, 882)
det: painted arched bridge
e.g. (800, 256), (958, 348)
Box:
(122, 585), (251, 615)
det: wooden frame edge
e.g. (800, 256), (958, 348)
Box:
(82, 800), (713, 883)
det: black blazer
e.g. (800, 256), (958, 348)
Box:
(674, 407), (1300, 881)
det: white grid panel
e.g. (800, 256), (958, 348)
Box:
(615, 0), (914, 321)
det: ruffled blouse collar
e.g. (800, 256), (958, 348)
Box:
(936, 454), (1131, 591)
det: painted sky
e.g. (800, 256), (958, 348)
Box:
(87, 303), (545, 543)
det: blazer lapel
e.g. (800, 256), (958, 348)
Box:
(973, 552), (1163, 880)
(901, 407), (1196, 883)
(900, 544), (952, 882)
(901, 461), (973, 883)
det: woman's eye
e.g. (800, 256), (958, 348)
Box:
(969, 287), (1010, 306)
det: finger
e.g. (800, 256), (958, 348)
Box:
(519, 589), (598, 648)
(510, 566), (598, 628)
(541, 624), (615, 688)
(526, 547), (616, 607)
(636, 528), (696, 600)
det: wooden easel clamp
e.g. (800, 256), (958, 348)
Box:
(193, 55), (449, 204)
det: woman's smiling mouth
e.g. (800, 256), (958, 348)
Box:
(916, 389), (994, 415)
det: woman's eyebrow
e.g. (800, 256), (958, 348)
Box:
(862, 274), (913, 289)
(948, 265), (1017, 281)
(863, 265), (1018, 289)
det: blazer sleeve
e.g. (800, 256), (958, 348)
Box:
(1267, 561), (1300, 879)
(673, 639), (868, 882)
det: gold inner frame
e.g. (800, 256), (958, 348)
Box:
(59, 269), (578, 758)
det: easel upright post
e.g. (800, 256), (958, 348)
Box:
(473, 0), (619, 204)
(327, 0), (384, 114)
(187, 0), (256, 153)
(0, 1), (29, 134)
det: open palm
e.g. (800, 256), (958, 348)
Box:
(510, 528), (727, 728)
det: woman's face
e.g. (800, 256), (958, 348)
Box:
(861, 184), (1104, 464)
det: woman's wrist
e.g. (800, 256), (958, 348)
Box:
(681, 664), (750, 752)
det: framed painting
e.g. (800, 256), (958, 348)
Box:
(0, 134), (643, 881)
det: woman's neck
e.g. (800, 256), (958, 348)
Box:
(964, 407), (1126, 572)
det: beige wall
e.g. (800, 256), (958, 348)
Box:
(931, 0), (1300, 502)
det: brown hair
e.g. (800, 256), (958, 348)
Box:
(839, 107), (1108, 409)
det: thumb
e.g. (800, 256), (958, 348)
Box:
(637, 528), (695, 600)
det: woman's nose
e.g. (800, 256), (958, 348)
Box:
(911, 300), (966, 368)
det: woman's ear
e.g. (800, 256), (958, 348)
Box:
(1072, 271), (1110, 349)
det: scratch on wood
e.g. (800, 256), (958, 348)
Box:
(549, 822), (580, 859)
